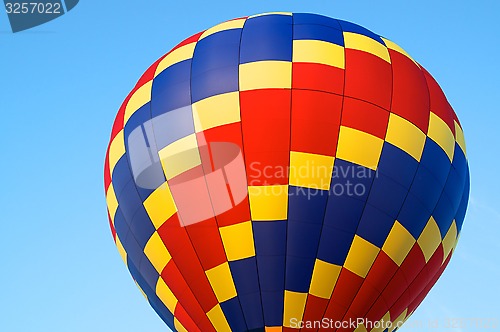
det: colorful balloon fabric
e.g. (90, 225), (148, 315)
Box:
(104, 12), (469, 332)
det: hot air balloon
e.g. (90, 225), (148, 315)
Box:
(104, 12), (469, 332)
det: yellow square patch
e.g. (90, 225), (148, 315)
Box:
(239, 61), (292, 91)
(344, 32), (390, 63)
(417, 216), (442, 262)
(344, 235), (380, 278)
(205, 262), (237, 302)
(292, 39), (345, 69)
(289, 151), (334, 190)
(143, 182), (177, 229)
(336, 126), (384, 170)
(219, 221), (255, 261)
(385, 113), (426, 161)
(144, 231), (171, 273)
(248, 185), (288, 220)
(309, 259), (341, 299)
(192, 91), (241, 132)
(382, 221), (416, 266)
(283, 291), (307, 327)
(158, 134), (201, 179)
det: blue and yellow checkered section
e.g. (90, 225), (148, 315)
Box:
(104, 12), (469, 332)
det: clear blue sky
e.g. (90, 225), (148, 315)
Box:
(1, 1), (499, 331)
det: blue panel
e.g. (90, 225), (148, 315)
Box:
(397, 192), (432, 239)
(149, 294), (175, 329)
(356, 203), (395, 247)
(130, 207), (156, 249)
(442, 168), (466, 212)
(191, 29), (241, 102)
(451, 143), (467, 176)
(454, 170), (469, 233)
(256, 255), (285, 291)
(229, 257), (260, 295)
(240, 15), (293, 63)
(317, 225), (355, 265)
(116, 180), (142, 222)
(433, 192), (456, 238)
(323, 195), (365, 233)
(285, 256), (315, 292)
(368, 173), (409, 218)
(124, 103), (164, 198)
(238, 292), (265, 330)
(287, 220), (322, 258)
(112, 155), (134, 197)
(293, 24), (344, 46)
(409, 165), (445, 213)
(253, 220), (287, 256)
(330, 159), (375, 202)
(261, 291), (284, 326)
(124, 232), (143, 268)
(337, 19), (384, 44)
(151, 59), (192, 116)
(124, 103), (151, 141)
(288, 186), (328, 223)
(220, 297), (248, 332)
(292, 13), (341, 30)
(151, 105), (195, 150)
(139, 255), (160, 290)
(378, 142), (419, 189)
(128, 260), (154, 296)
(419, 138), (452, 184)
(113, 208), (129, 240)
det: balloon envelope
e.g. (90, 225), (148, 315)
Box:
(105, 12), (469, 332)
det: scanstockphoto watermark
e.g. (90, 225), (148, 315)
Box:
(404, 317), (499, 330)
(289, 317), (402, 330)
(249, 161), (378, 198)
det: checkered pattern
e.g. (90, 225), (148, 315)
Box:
(104, 13), (469, 332)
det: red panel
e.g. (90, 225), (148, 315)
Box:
(240, 89), (291, 185)
(344, 49), (392, 111)
(322, 268), (364, 328)
(400, 244), (426, 284)
(364, 252), (399, 293)
(422, 67), (455, 134)
(388, 288), (411, 322)
(162, 261), (216, 332)
(301, 295), (329, 332)
(319, 301), (348, 332)
(292, 62), (344, 95)
(406, 252), (452, 314)
(185, 218), (228, 270)
(136, 55), (165, 88)
(389, 50), (430, 133)
(216, 196), (252, 227)
(198, 122), (244, 151)
(341, 97), (389, 139)
(174, 304), (202, 332)
(364, 295), (390, 329)
(158, 214), (218, 312)
(379, 269), (409, 309)
(342, 281), (381, 323)
(291, 89), (343, 156)
(330, 269), (365, 309)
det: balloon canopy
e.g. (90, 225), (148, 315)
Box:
(104, 12), (469, 332)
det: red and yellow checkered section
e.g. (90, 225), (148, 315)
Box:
(104, 12), (469, 332)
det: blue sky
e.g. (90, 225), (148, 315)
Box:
(1, 1), (499, 331)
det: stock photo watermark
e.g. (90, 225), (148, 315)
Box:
(288, 317), (499, 330)
(3, 0), (79, 32)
